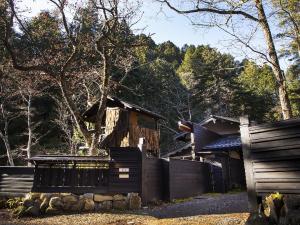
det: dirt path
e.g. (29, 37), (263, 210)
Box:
(0, 192), (250, 225)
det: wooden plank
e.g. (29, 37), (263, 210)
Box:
(0, 188), (32, 193)
(168, 158), (210, 200)
(251, 137), (300, 150)
(256, 182), (300, 190)
(251, 129), (300, 142)
(249, 119), (300, 133)
(253, 160), (300, 169)
(251, 149), (300, 160)
(255, 171), (300, 179)
(0, 179), (33, 185)
(240, 116), (259, 214)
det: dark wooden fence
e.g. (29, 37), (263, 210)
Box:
(164, 159), (211, 200)
(32, 147), (141, 195)
(0, 147), (212, 203)
(240, 117), (300, 213)
(0, 166), (34, 197)
(141, 156), (164, 204)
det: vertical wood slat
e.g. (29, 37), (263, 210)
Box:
(240, 116), (259, 214)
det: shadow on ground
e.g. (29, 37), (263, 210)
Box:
(0, 192), (250, 225)
(142, 192), (249, 219)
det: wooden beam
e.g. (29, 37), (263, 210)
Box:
(240, 116), (259, 214)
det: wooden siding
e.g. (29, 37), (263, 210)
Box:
(240, 117), (300, 213)
(141, 156), (163, 204)
(129, 126), (159, 155)
(0, 167), (34, 196)
(229, 157), (246, 189)
(194, 124), (220, 152)
(104, 108), (130, 147)
(249, 120), (300, 194)
(166, 159), (211, 200)
(104, 109), (159, 154)
(109, 147), (142, 194)
(31, 148), (142, 195)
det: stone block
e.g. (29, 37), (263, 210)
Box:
(62, 194), (78, 203)
(25, 205), (40, 217)
(40, 193), (54, 201)
(49, 197), (63, 210)
(40, 198), (49, 213)
(45, 206), (60, 215)
(113, 194), (126, 201)
(83, 199), (95, 212)
(83, 193), (94, 200)
(69, 199), (84, 213)
(128, 194), (141, 210)
(94, 194), (113, 202)
(113, 200), (127, 210)
(95, 201), (112, 211)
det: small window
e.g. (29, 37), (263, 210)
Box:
(137, 114), (156, 130)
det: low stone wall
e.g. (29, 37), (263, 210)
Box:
(12, 192), (141, 217)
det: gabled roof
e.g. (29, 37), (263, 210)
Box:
(173, 131), (190, 142)
(83, 95), (165, 121)
(162, 142), (192, 158)
(199, 115), (239, 126)
(202, 135), (241, 151)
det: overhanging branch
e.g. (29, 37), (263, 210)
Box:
(159, 0), (260, 22)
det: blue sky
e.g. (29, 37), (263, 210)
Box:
(20, 0), (291, 69)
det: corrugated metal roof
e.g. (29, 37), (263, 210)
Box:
(202, 135), (241, 150)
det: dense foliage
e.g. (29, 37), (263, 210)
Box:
(0, 0), (299, 164)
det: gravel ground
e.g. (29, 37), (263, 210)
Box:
(0, 192), (250, 225)
(147, 192), (249, 218)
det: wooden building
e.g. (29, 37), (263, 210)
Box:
(83, 96), (165, 156)
(164, 115), (246, 192)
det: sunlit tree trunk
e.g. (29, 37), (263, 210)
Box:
(255, 0), (292, 119)
(0, 105), (14, 166)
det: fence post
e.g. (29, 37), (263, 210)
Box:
(240, 116), (258, 214)
(139, 138), (147, 205)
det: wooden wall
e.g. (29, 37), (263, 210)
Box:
(0, 167), (34, 197)
(240, 117), (300, 213)
(104, 108), (159, 155)
(104, 108), (130, 147)
(193, 124), (220, 152)
(1, 153), (213, 204)
(229, 157), (246, 189)
(141, 156), (164, 204)
(166, 159), (211, 200)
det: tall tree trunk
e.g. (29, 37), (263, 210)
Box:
(26, 94), (32, 166)
(59, 75), (92, 148)
(255, 0), (293, 119)
(0, 104), (14, 166)
(1, 133), (14, 166)
(89, 52), (110, 156)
